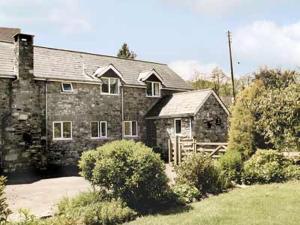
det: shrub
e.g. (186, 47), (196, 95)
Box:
(79, 140), (169, 211)
(171, 183), (201, 203)
(283, 165), (300, 180)
(218, 150), (243, 186)
(242, 150), (292, 184)
(0, 176), (11, 224)
(175, 153), (224, 195)
(55, 191), (136, 225)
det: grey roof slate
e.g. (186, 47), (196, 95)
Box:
(0, 42), (15, 78)
(0, 40), (192, 90)
(0, 27), (20, 42)
(146, 89), (214, 118)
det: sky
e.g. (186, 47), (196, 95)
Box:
(1, 0), (300, 80)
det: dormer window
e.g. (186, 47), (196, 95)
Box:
(61, 83), (73, 92)
(146, 81), (161, 97)
(101, 77), (120, 95)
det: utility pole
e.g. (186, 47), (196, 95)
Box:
(227, 31), (236, 103)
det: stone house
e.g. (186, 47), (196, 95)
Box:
(0, 28), (229, 172)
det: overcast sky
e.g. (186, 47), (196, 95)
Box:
(1, 0), (300, 80)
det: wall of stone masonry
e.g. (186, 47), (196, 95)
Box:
(45, 82), (177, 166)
(0, 78), (12, 168)
(193, 94), (228, 142)
(153, 117), (192, 156)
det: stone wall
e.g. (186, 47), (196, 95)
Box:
(153, 117), (192, 155)
(45, 83), (176, 166)
(0, 79), (12, 167)
(193, 94), (228, 142)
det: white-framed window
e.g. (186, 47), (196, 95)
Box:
(61, 83), (73, 92)
(53, 121), (72, 140)
(123, 121), (138, 137)
(101, 77), (119, 95)
(146, 81), (160, 97)
(91, 121), (107, 139)
(174, 119), (182, 135)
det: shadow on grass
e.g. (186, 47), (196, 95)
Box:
(156, 204), (193, 216)
(3, 165), (80, 185)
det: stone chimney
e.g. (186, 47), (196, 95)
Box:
(2, 33), (46, 172)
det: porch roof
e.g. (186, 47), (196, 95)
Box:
(146, 89), (214, 119)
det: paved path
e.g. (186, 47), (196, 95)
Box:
(5, 176), (91, 221)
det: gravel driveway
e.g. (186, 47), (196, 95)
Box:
(5, 176), (91, 221)
(5, 164), (175, 221)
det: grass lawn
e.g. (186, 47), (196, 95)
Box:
(125, 181), (300, 225)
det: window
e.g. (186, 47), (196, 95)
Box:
(146, 81), (160, 97)
(61, 83), (73, 92)
(174, 119), (182, 135)
(101, 77), (119, 95)
(216, 117), (222, 126)
(91, 121), (107, 138)
(123, 121), (138, 137)
(53, 121), (72, 140)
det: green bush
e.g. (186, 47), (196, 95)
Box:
(218, 150), (243, 186)
(79, 140), (169, 211)
(56, 191), (136, 225)
(175, 153), (224, 195)
(0, 176), (11, 224)
(171, 183), (201, 203)
(283, 165), (300, 180)
(242, 150), (292, 184)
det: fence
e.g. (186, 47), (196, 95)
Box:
(168, 136), (228, 165)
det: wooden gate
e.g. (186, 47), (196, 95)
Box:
(168, 137), (227, 165)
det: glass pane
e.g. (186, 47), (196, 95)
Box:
(124, 122), (131, 136)
(63, 122), (72, 138)
(91, 122), (99, 138)
(153, 83), (160, 96)
(146, 82), (152, 96)
(62, 83), (72, 92)
(54, 123), (61, 138)
(101, 78), (109, 93)
(132, 121), (137, 136)
(110, 78), (118, 94)
(100, 122), (107, 137)
(175, 120), (181, 134)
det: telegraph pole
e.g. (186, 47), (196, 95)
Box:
(227, 31), (236, 103)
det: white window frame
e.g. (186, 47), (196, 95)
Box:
(53, 121), (72, 140)
(101, 77), (120, 95)
(123, 121), (138, 137)
(90, 121), (108, 139)
(61, 82), (73, 93)
(174, 118), (182, 136)
(146, 81), (161, 97)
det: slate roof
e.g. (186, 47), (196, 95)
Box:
(0, 39), (192, 90)
(0, 27), (20, 42)
(146, 89), (229, 118)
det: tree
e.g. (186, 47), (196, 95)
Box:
(117, 43), (137, 59)
(210, 67), (226, 95)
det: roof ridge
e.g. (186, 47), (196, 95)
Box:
(173, 88), (212, 95)
(34, 45), (167, 66)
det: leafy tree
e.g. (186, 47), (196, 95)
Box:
(227, 80), (264, 159)
(117, 43), (137, 59)
(255, 83), (300, 151)
(210, 67), (226, 95)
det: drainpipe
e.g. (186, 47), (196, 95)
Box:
(45, 80), (48, 162)
(121, 86), (124, 139)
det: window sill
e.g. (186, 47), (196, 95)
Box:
(91, 137), (108, 140)
(123, 135), (139, 138)
(53, 138), (73, 141)
(60, 91), (74, 94)
(146, 95), (161, 98)
(101, 92), (120, 96)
